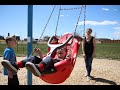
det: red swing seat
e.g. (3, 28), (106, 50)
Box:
(40, 33), (81, 84)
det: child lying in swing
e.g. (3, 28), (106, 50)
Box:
(1, 45), (71, 77)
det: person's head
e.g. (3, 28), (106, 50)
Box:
(86, 28), (92, 36)
(51, 38), (58, 43)
(56, 46), (67, 59)
(50, 36), (58, 44)
(5, 35), (17, 47)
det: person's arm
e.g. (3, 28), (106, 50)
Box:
(8, 71), (13, 78)
(34, 48), (43, 59)
(82, 39), (86, 58)
(3, 50), (13, 78)
(74, 35), (83, 41)
(66, 49), (71, 59)
(92, 37), (96, 58)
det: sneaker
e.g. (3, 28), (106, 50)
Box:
(25, 62), (41, 77)
(87, 76), (91, 81)
(84, 74), (87, 77)
(1, 60), (18, 74)
(84, 72), (88, 77)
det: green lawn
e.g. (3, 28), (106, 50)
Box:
(95, 43), (120, 60)
(0, 43), (48, 56)
(0, 43), (120, 60)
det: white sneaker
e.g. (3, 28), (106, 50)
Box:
(1, 60), (18, 74)
(87, 76), (91, 81)
(25, 62), (41, 77)
(84, 74), (87, 77)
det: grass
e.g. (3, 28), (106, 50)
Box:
(95, 43), (120, 60)
(0, 43), (120, 60)
(0, 43), (48, 57)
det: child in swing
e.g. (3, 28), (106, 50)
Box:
(1, 37), (72, 77)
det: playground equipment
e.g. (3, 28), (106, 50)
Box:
(3, 5), (86, 85)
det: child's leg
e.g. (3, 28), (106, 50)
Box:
(16, 56), (42, 68)
(40, 56), (54, 70)
(25, 56), (54, 77)
(8, 74), (19, 85)
(1, 56), (42, 74)
(8, 77), (14, 85)
(1, 60), (19, 74)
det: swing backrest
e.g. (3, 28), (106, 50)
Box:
(47, 34), (74, 58)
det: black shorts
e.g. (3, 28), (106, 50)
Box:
(8, 74), (19, 85)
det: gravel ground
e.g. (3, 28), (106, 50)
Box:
(0, 57), (120, 85)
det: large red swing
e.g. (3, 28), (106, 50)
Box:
(35, 5), (85, 84)
(39, 33), (81, 84)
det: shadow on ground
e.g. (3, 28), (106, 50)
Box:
(91, 76), (117, 85)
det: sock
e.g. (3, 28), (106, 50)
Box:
(16, 61), (26, 68)
(38, 63), (44, 71)
(16, 61), (23, 68)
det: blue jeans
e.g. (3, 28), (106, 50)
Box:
(24, 56), (58, 68)
(40, 56), (60, 69)
(21, 56), (42, 67)
(85, 56), (93, 76)
(41, 56), (54, 69)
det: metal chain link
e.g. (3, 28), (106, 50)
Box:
(30, 5), (56, 56)
(60, 7), (82, 10)
(74, 5), (83, 35)
(55, 5), (61, 36)
(37, 5), (56, 45)
(83, 5), (86, 38)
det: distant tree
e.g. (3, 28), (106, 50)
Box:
(43, 36), (50, 41)
(16, 36), (20, 41)
(73, 31), (81, 37)
(0, 35), (5, 40)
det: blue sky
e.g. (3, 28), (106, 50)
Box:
(0, 5), (120, 40)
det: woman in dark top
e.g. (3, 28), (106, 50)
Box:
(82, 28), (96, 81)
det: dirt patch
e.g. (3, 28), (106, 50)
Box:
(0, 57), (120, 85)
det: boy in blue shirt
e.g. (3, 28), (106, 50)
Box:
(2, 35), (19, 85)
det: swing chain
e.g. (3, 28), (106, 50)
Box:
(60, 7), (82, 10)
(74, 5), (83, 35)
(30, 5), (56, 56)
(83, 5), (86, 38)
(37, 5), (56, 44)
(55, 5), (61, 36)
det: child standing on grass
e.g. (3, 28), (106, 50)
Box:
(3, 35), (19, 85)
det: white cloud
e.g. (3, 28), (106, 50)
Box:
(114, 30), (120, 39)
(102, 8), (109, 11)
(59, 14), (69, 17)
(114, 30), (120, 35)
(113, 27), (120, 39)
(78, 20), (118, 26)
(113, 27), (120, 30)
(60, 15), (64, 17)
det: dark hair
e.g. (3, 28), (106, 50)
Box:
(87, 28), (92, 33)
(53, 36), (59, 40)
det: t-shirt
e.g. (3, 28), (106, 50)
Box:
(84, 36), (94, 57)
(3, 47), (16, 63)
